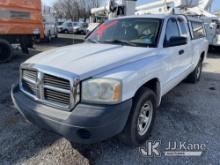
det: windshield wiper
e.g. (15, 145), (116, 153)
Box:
(102, 40), (137, 47)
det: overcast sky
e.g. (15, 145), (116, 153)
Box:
(43, 0), (220, 12)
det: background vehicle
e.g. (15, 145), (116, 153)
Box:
(58, 21), (88, 34)
(42, 6), (58, 42)
(58, 21), (74, 33)
(0, 0), (44, 63)
(89, 0), (136, 31)
(43, 15), (58, 42)
(57, 21), (64, 26)
(73, 22), (88, 34)
(57, 21), (64, 32)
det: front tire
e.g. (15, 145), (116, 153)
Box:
(64, 29), (69, 34)
(119, 87), (156, 146)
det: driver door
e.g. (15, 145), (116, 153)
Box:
(163, 18), (189, 89)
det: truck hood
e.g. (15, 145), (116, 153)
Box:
(25, 43), (155, 79)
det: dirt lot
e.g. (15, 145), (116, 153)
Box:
(0, 35), (220, 165)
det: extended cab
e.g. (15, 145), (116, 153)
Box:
(12, 15), (208, 146)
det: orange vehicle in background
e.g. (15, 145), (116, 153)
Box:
(0, 0), (44, 63)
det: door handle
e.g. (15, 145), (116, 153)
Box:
(179, 50), (184, 55)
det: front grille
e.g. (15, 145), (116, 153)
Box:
(43, 74), (71, 106)
(20, 68), (78, 110)
(44, 88), (70, 105)
(22, 70), (37, 96)
(22, 80), (37, 95)
(44, 74), (70, 90)
(23, 70), (37, 82)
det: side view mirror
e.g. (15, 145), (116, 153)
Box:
(164, 36), (188, 47)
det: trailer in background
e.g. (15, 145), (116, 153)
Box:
(0, 0), (44, 63)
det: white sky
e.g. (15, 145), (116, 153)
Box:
(43, 0), (220, 12)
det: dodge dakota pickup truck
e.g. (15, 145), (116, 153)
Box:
(12, 14), (209, 146)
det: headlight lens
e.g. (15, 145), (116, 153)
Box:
(82, 78), (122, 104)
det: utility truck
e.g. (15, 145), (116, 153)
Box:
(12, 14), (208, 145)
(88, 0), (137, 32)
(0, 0), (44, 63)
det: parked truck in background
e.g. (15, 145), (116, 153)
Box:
(42, 5), (58, 42)
(0, 0), (44, 63)
(42, 15), (58, 42)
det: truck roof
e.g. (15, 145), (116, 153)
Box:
(113, 14), (204, 23)
(116, 14), (169, 19)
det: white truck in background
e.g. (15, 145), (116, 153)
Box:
(42, 5), (58, 42)
(88, 0), (137, 32)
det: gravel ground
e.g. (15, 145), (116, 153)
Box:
(0, 36), (220, 165)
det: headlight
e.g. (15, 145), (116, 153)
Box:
(82, 78), (122, 104)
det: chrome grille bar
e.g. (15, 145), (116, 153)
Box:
(21, 69), (38, 97)
(44, 74), (70, 90)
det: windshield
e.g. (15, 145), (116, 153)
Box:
(58, 22), (64, 26)
(73, 22), (80, 26)
(87, 18), (162, 47)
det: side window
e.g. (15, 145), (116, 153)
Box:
(177, 18), (188, 36)
(164, 18), (180, 46)
(191, 21), (206, 39)
(67, 23), (72, 27)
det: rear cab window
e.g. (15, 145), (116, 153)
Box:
(190, 21), (206, 39)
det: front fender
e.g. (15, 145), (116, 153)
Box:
(94, 55), (165, 105)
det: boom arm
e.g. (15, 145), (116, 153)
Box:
(91, 0), (136, 19)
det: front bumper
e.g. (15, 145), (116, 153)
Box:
(11, 84), (132, 144)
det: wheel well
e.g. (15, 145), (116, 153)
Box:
(200, 52), (205, 62)
(135, 78), (161, 106)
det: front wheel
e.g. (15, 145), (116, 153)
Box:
(64, 29), (69, 34)
(119, 87), (156, 146)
